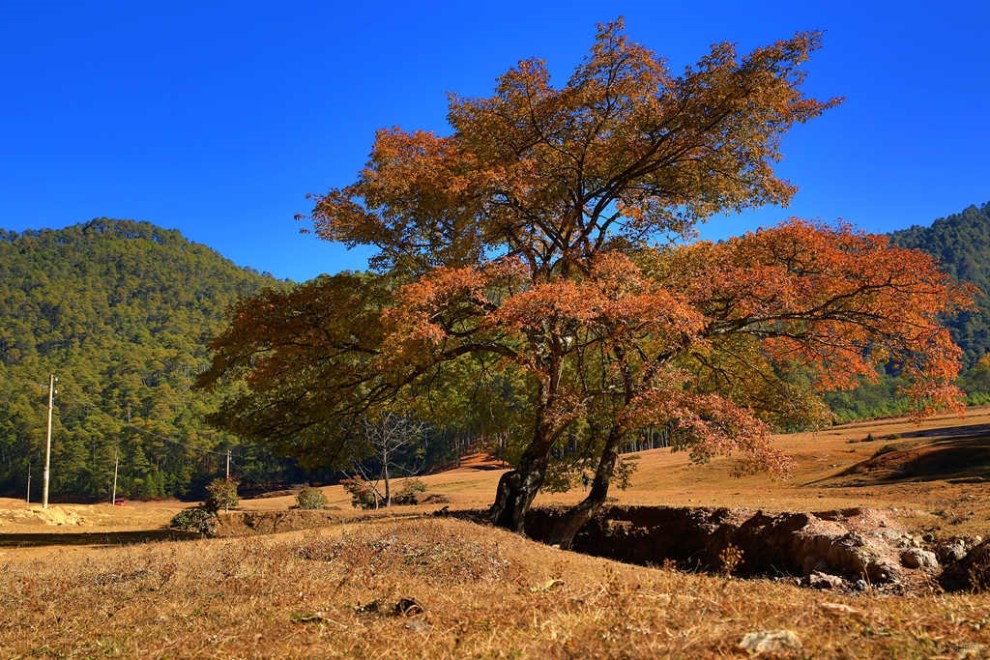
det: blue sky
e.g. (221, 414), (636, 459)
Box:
(2, 1), (988, 281)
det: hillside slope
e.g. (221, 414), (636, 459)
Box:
(891, 201), (990, 366)
(0, 219), (283, 500)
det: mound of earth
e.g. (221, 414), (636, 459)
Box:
(0, 505), (84, 527)
(212, 510), (346, 537)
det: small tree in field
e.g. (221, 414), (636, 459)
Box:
(296, 487), (327, 510)
(350, 413), (427, 507)
(205, 478), (238, 513)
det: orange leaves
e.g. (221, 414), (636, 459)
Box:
(623, 377), (794, 479)
(491, 252), (703, 346)
(661, 219), (970, 415)
(309, 22), (839, 278)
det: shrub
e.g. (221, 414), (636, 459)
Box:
(296, 487), (327, 510)
(341, 477), (378, 509)
(205, 478), (239, 512)
(169, 507), (218, 536)
(392, 478), (428, 506)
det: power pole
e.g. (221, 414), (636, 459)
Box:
(26, 460), (31, 505)
(111, 449), (119, 505)
(42, 373), (56, 510)
(226, 448), (231, 481)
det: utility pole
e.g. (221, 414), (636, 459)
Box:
(26, 460), (31, 505)
(226, 448), (231, 481)
(111, 449), (119, 506)
(42, 373), (56, 510)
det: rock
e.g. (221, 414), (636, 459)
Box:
(738, 630), (802, 654)
(940, 539), (990, 592)
(807, 571), (846, 590)
(404, 619), (431, 633)
(936, 538), (972, 564)
(900, 548), (938, 570)
(525, 505), (912, 589)
(820, 602), (860, 616)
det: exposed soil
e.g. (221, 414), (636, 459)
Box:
(524, 504), (983, 593)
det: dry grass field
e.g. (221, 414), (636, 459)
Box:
(2, 408), (990, 657)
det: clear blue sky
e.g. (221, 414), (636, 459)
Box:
(2, 1), (987, 281)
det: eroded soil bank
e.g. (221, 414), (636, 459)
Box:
(523, 505), (989, 594)
(196, 504), (990, 595)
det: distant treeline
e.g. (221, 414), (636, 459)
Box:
(0, 219), (486, 502)
(0, 219), (290, 501)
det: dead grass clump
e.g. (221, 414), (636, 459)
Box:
(296, 521), (514, 584)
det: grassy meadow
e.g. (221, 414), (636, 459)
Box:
(2, 408), (990, 657)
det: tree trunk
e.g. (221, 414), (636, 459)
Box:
(383, 460), (391, 507)
(489, 438), (551, 533)
(489, 350), (562, 533)
(545, 428), (622, 549)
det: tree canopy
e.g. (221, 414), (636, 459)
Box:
(207, 21), (969, 543)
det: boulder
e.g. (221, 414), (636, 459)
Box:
(806, 571), (847, 590)
(900, 548), (938, 570)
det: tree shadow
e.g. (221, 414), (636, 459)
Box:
(821, 434), (990, 487)
(895, 423), (990, 441)
(0, 529), (200, 548)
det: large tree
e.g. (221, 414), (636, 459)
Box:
(220, 21), (968, 542)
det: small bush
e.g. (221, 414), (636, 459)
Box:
(169, 507), (218, 536)
(341, 477), (378, 509)
(205, 478), (239, 512)
(296, 487), (327, 510)
(392, 478), (428, 506)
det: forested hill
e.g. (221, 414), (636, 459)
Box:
(890, 202), (990, 367)
(0, 219), (284, 500)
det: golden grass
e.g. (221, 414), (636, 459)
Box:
(2, 517), (990, 658)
